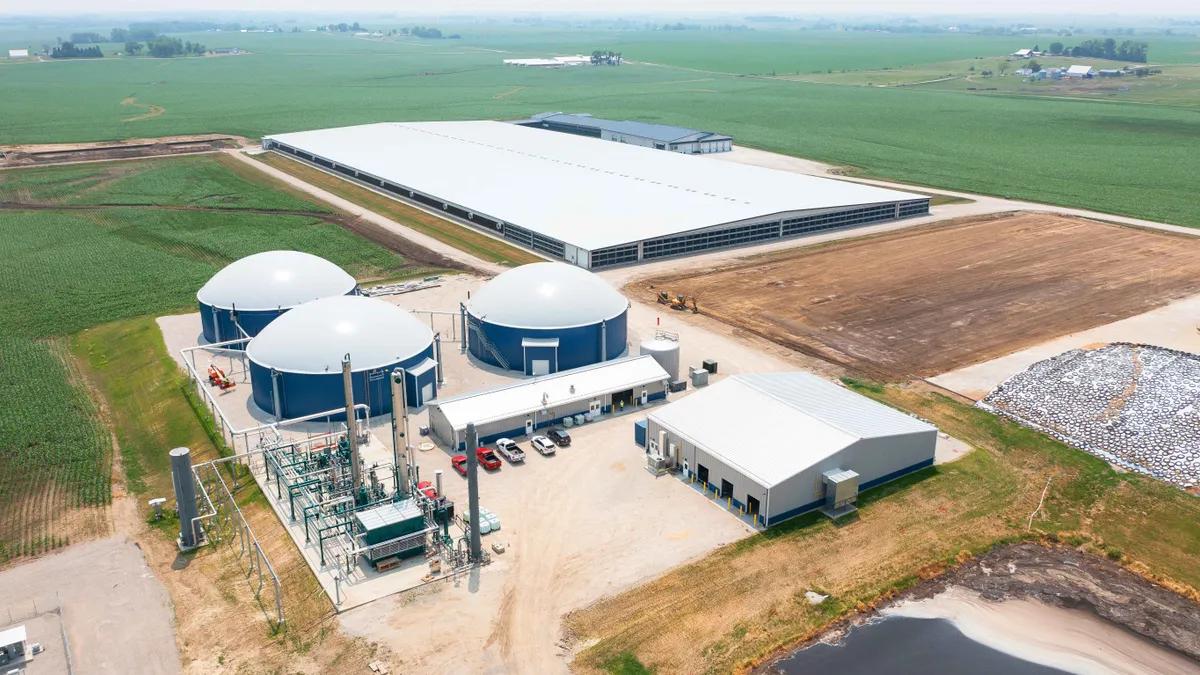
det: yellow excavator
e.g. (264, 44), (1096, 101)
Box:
(656, 291), (698, 313)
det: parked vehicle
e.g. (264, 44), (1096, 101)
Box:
(477, 447), (502, 470)
(416, 480), (438, 499)
(495, 438), (526, 463)
(530, 435), (556, 456)
(547, 429), (571, 447)
(451, 455), (468, 476)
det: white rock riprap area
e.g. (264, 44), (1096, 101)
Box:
(979, 343), (1200, 489)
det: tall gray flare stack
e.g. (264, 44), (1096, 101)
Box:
(170, 447), (200, 550)
(342, 354), (362, 492)
(390, 367), (409, 497)
(459, 303), (468, 354)
(434, 333), (444, 385)
(466, 422), (482, 562)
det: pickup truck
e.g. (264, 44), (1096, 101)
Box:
(495, 438), (526, 463)
(477, 447), (502, 471)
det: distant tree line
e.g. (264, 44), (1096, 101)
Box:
(590, 50), (622, 65)
(69, 32), (105, 44)
(745, 15), (796, 22)
(1047, 38), (1148, 62)
(145, 37), (206, 57)
(51, 42), (103, 58)
(111, 27), (157, 42)
(661, 23), (700, 31)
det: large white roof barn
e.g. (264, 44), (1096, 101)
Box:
(645, 372), (937, 526)
(262, 121), (930, 269)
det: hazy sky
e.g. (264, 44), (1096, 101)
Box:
(20, 0), (1200, 16)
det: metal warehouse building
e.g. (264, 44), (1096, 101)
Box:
(247, 296), (437, 419)
(467, 262), (628, 375)
(429, 356), (669, 450)
(197, 251), (357, 345)
(262, 121), (929, 269)
(646, 372), (937, 526)
(514, 112), (733, 154)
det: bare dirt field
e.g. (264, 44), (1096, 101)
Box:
(631, 212), (1200, 380)
(0, 135), (251, 167)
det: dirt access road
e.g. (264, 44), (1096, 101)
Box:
(225, 149), (510, 276)
(631, 212), (1200, 380)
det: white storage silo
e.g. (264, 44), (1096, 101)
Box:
(639, 337), (680, 382)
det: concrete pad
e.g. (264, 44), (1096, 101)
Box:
(930, 293), (1200, 400)
(936, 434), (973, 465)
(0, 536), (180, 675)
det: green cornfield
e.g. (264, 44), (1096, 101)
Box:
(0, 156), (422, 564)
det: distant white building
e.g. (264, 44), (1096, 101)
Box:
(1014, 68), (1033, 76)
(8, 49), (29, 59)
(1066, 65), (1095, 78)
(503, 55), (592, 67)
(1012, 48), (1034, 58)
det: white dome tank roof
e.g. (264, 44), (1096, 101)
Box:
(197, 251), (357, 311)
(247, 296), (433, 374)
(468, 262), (627, 329)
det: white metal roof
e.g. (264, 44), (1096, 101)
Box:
(197, 251), (357, 311)
(0, 624), (25, 646)
(247, 296), (433, 374)
(264, 121), (923, 252)
(1067, 65), (1094, 74)
(9, 49), (29, 58)
(647, 372), (935, 488)
(431, 355), (668, 430)
(467, 262), (627, 328)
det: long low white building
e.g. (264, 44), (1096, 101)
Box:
(428, 355), (670, 449)
(262, 121), (930, 269)
(645, 372), (937, 526)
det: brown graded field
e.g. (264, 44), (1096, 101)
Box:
(633, 213), (1200, 380)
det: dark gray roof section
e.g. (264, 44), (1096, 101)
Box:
(525, 112), (732, 144)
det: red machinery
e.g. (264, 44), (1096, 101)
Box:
(207, 365), (235, 391)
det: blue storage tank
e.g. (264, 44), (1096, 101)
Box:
(467, 262), (628, 375)
(634, 419), (647, 447)
(197, 251), (358, 347)
(246, 296), (437, 420)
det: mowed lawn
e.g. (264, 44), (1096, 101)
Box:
(0, 30), (1198, 227)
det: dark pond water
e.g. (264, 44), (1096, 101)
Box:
(775, 616), (1070, 675)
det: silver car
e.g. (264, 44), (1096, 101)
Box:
(530, 435), (556, 456)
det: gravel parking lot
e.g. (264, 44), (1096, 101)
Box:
(0, 536), (180, 675)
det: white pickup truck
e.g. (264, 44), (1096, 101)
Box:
(495, 438), (526, 463)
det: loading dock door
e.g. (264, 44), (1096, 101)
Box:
(720, 479), (733, 499)
(697, 464), (709, 485)
(746, 495), (760, 514)
(612, 388), (634, 409)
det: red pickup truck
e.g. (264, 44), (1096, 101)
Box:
(477, 447), (502, 471)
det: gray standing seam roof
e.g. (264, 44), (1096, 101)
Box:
(737, 372), (934, 439)
(538, 113), (732, 144)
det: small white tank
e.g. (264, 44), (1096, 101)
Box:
(640, 337), (681, 381)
